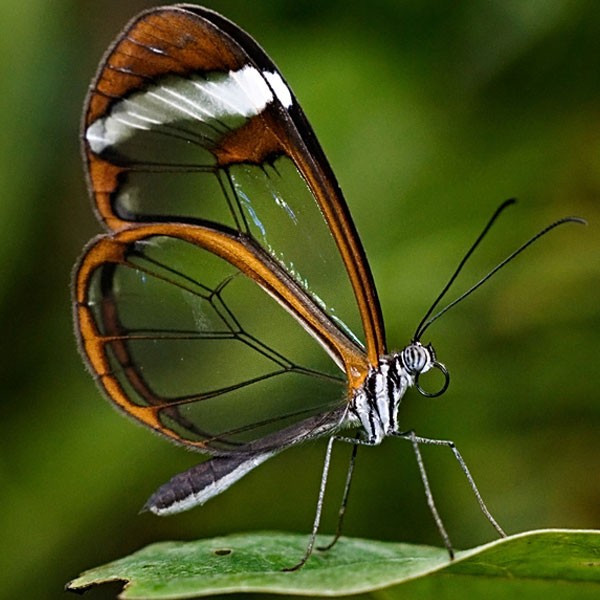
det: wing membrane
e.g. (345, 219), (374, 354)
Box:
(74, 223), (368, 451)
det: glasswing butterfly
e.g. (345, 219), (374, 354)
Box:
(74, 4), (583, 568)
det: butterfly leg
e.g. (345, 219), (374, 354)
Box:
(283, 435), (337, 571)
(393, 429), (454, 557)
(285, 432), (373, 571)
(316, 436), (359, 552)
(393, 430), (506, 558)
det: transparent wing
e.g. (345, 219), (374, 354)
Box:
(81, 5), (385, 367)
(74, 223), (367, 452)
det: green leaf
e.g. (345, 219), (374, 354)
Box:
(66, 529), (599, 599)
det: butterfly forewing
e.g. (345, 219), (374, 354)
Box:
(82, 5), (385, 363)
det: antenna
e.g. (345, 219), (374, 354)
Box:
(413, 201), (585, 341)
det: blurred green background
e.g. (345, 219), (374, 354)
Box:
(1, 1), (598, 599)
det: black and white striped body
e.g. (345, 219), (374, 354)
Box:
(350, 342), (436, 445)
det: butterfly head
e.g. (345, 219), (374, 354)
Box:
(401, 341), (449, 398)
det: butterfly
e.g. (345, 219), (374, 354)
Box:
(74, 4), (581, 569)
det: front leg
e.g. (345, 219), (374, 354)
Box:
(393, 430), (506, 550)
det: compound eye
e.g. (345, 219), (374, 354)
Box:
(402, 343), (431, 374)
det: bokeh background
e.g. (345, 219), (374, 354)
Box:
(2, 1), (598, 599)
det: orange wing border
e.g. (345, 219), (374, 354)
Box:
(73, 222), (370, 448)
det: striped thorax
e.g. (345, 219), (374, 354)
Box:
(350, 342), (438, 444)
